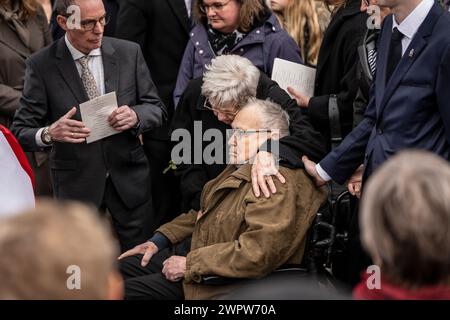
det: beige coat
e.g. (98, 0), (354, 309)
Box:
(0, 4), (52, 196)
(158, 164), (327, 300)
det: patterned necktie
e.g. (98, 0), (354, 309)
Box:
(78, 56), (100, 100)
(367, 47), (377, 76)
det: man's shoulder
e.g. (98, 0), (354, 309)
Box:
(102, 36), (140, 52)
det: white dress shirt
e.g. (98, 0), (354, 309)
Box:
(36, 35), (105, 146)
(316, 0), (434, 182)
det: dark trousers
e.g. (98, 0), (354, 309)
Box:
(119, 248), (184, 300)
(102, 178), (154, 253)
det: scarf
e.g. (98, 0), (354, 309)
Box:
(207, 25), (246, 56)
(0, 2), (30, 48)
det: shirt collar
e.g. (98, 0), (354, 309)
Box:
(64, 34), (102, 61)
(392, 0), (434, 40)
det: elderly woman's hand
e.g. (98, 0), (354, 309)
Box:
(287, 86), (310, 108)
(251, 151), (286, 198)
(162, 256), (186, 282)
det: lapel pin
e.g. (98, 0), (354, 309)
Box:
(408, 49), (415, 58)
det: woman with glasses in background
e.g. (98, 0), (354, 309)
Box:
(173, 0), (302, 106)
(0, 0), (53, 197)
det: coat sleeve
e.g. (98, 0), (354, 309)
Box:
(184, 176), (326, 282)
(0, 84), (21, 118)
(10, 58), (48, 151)
(436, 42), (450, 145)
(307, 22), (364, 139)
(173, 40), (195, 107)
(170, 79), (209, 211)
(156, 209), (198, 244)
(263, 78), (327, 164)
(131, 44), (167, 135)
(319, 83), (377, 184)
(265, 31), (302, 76)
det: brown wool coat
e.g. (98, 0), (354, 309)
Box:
(0, 5), (52, 196)
(157, 164), (327, 300)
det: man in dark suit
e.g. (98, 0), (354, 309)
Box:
(303, 0), (450, 191)
(115, 0), (193, 224)
(11, 0), (167, 252)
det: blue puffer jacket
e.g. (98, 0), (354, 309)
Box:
(173, 13), (302, 106)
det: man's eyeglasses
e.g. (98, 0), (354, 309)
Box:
(64, 14), (110, 31)
(199, 0), (234, 14)
(203, 98), (239, 117)
(229, 128), (272, 140)
(80, 14), (110, 31)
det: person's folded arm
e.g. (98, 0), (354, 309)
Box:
(130, 44), (167, 136)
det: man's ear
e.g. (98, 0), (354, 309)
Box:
(106, 271), (124, 300)
(56, 15), (68, 31)
(269, 130), (280, 141)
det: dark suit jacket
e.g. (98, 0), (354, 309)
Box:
(115, 0), (191, 139)
(11, 37), (167, 208)
(171, 74), (327, 211)
(320, 4), (450, 184)
(306, 0), (366, 150)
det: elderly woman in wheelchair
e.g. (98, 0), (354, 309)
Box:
(118, 99), (327, 300)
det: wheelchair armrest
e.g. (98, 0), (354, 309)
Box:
(201, 265), (307, 285)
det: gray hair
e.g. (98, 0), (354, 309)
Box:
(242, 98), (290, 138)
(361, 150), (450, 287)
(201, 55), (260, 110)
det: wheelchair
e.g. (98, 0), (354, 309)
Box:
(202, 185), (354, 295)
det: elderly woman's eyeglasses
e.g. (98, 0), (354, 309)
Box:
(203, 98), (239, 117)
(199, 0), (234, 14)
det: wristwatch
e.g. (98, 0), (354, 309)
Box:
(41, 126), (52, 145)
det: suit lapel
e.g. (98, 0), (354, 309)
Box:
(378, 4), (442, 115)
(55, 38), (88, 104)
(375, 16), (392, 111)
(101, 39), (119, 94)
(167, 0), (191, 34)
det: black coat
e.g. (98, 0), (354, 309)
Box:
(171, 74), (327, 211)
(115, 0), (191, 139)
(307, 0), (367, 150)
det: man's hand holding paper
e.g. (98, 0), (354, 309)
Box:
(108, 105), (139, 131)
(79, 91), (132, 144)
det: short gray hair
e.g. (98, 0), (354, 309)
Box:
(201, 55), (260, 110)
(361, 150), (450, 287)
(242, 98), (290, 138)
